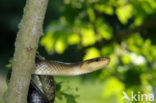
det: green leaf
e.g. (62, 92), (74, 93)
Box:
(87, 7), (95, 22)
(63, 93), (77, 103)
(83, 47), (100, 60)
(5, 58), (13, 69)
(81, 28), (96, 46)
(40, 32), (54, 52)
(55, 38), (67, 54)
(101, 45), (114, 56)
(116, 4), (133, 24)
(95, 4), (114, 15)
(68, 33), (80, 45)
(96, 19), (113, 40)
(121, 54), (131, 64)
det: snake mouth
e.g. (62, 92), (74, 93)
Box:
(85, 57), (110, 63)
(98, 57), (110, 67)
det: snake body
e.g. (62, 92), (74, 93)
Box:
(34, 57), (110, 76)
(29, 57), (110, 102)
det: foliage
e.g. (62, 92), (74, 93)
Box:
(55, 81), (79, 103)
(40, 0), (156, 103)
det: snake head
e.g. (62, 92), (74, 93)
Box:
(82, 57), (110, 73)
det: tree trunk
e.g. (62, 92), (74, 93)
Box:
(6, 0), (48, 103)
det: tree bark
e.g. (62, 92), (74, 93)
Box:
(6, 0), (48, 103)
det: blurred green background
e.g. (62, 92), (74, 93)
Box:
(0, 0), (156, 103)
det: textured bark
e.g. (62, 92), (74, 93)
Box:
(6, 0), (48, 103)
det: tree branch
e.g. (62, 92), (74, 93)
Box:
(6, 0), (48, 103)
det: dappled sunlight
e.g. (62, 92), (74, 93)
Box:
(83, 47), (100, 60)
(116, 4), (133, 24)
(55, 38), (66, 54)
(41, 32), (54, 52)
(130, 53), (146, 65)
(81, 28), (95, 47)
(68, 33), (80, 45)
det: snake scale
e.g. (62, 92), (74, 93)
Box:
(34, 56), (110, 76)
(28, 55), (110, 103)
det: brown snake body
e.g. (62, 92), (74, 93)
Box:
(29, 57), (110, 102)
(34, 57), (110, 76)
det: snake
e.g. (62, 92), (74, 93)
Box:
(34, 56), (110, 76)
(28, 55), (110, 103)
